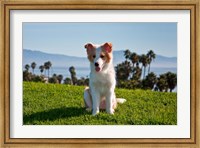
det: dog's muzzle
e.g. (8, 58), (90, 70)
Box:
(94, 62), (100, 72)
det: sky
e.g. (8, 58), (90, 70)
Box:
(23, 22), (177, 57)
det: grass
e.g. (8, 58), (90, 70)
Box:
(23, 82), (177, 125)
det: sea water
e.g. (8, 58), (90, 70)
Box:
(27, 66), (177, 92)
(31, 66), (176, 79)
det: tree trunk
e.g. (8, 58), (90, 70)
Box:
(148, 64), (151, 74)
(48, 69), (49, 81)
(70, 74), (73, 85)
(143, 67), (146, 79)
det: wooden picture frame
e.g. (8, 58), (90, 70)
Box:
(0, 0), (199, 147)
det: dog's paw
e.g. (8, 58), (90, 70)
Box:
(92, 112), (99, 116)
(106, 109), (115, 115)
(108, 111), (114, 115)
(92, 109), (99, 116)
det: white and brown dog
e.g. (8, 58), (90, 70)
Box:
(84, 42), (126, 115)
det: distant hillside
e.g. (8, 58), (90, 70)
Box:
(23, 49), (177, 68)
(23, 49), (89, 68)
(112, 50), (177, 68)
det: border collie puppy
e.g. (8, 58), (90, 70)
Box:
(84, 42), (126, 115)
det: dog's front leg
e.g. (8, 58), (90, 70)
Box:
(91, 89), (100, 116)
(106, 90), (115, 114)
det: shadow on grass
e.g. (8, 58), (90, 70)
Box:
(23, 107), (88, 124)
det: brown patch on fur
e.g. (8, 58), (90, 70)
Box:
(101, 48), (112, 63)
(85, 43), (96, 62)
(102, 42), (112, 53)
(87, 49), (96, 62)
(101, 42), (113, 63)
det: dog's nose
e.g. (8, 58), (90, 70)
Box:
(95, 62), (99, 67)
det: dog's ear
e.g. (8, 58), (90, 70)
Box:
(102, 42), (112, 53)
(84, 43), (94, 55)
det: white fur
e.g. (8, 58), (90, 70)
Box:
(84, 43), (126, 116)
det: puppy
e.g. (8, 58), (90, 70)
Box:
(84, 42), (126, 115)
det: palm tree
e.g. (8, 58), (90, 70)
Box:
(143, 72), (157, 89)
(69, 66), (75, 73)
(132, 62), (142, 81)
(64, 77), (72, 85)
(124, 49), (131, 60)
(115, 64), (124, 81)
(69, 66), (77, 85)
(115, 61), (132, 81)
(139, 54), (148, 79)
(77, 77), (86, 86)
(25, 64), (30, 72)
(39, 65), (45, 75)
(147, 50), (156, 74)
(31, 62), (36, 74)
(157, 74), (168, 92)
(49, 74), (58, 84)
(129, 52), (139, 68)
(165, 72), (177, 92)
(23, 70), (32, 81)
(44, 61), (52, 79)
(57, 74), (63, 84)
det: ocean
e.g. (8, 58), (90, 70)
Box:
(27, 66), (177, 92)
(31, 66), (177, 79)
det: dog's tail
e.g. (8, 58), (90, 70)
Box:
(116, 98), (126, 104)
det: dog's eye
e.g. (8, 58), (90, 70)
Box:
(100, 55), (105, 58)
(93, 55), (96, 58)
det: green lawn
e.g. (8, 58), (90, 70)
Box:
(23, 82), (177, 125)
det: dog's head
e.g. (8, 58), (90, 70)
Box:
(84, 42), (113, 72)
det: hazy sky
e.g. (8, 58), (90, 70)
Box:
(23, 22), (177, 57)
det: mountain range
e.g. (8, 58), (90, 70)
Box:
(23, 49), (177, 68)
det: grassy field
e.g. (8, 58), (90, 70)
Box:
(23, 82), (177, 125)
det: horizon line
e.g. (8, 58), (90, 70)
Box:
(23, 48), (177, 58)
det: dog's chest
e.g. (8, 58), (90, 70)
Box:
(90, 72), (115, 89)
(92, 73), (110, 85)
